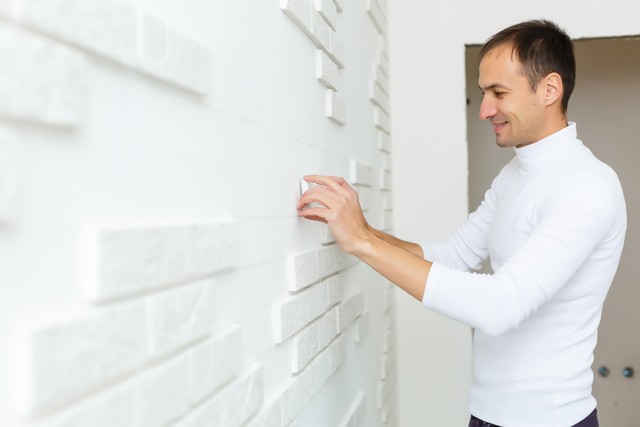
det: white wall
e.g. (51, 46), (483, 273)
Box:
(0, 0), (398, 426)
(390, 1), (640, 426)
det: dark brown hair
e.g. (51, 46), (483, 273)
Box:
(480, 20), (576, 112)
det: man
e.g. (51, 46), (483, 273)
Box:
(297, 20), (626, 427)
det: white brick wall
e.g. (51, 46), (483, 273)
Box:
(28, 303), (148, 411)
(21, 0), (138, 66)
(86, 222), (238, 302)
(0, 0), (398, 425)
(0, 22), (86, 126)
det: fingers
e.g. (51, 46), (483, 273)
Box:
(303, 175), (351, 195)
(297, 184), (338, 211)
(297, 209), (329, 223)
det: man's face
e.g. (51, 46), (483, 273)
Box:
(478, 44), (547, 148)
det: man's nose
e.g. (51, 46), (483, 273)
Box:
(479, 97), (497, 120)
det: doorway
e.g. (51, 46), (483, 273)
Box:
(465, 37), (640, 426)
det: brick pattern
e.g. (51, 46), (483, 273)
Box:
(3, 0), (399, 425)
(366, 0), (387, 35)
(281, 0), (346, 124)
(326, 89), (347, 125)
(377, 281), (399, 426)
(367, 4), (398, 418)
(85, 222), (239, 302)
(9, 0), (209, 97)
(368, 34), (393, 234)
(0, 22), (86, 127)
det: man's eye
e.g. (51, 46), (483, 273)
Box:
(495, 92), (505, 98)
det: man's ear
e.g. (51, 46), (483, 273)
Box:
(543, 72), (563, 107)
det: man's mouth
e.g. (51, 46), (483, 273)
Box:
(492, 121), (508, 133)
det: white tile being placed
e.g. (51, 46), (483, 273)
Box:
(0, 22), (86, 127)
(27, 303), (147, 412)
(86, 222), (239, 302)
(147, 281), (216, 357)
(326, 89), (346, 125)
(21, 0), (137, 66)
(316, 49), (340, 91)
(140, 14), (210, 95)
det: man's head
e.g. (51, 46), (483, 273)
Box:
(478, 20), (576, 147)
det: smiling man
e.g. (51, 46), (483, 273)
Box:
(297, 20), (626, 427)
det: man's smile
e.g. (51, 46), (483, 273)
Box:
(492, 121), (508, 133)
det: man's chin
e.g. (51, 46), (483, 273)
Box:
(495, 138), (512, 148)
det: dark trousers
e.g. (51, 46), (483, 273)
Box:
(468, 408), (598, 427)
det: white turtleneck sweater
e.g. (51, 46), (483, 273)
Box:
(421, 123), (626, 427)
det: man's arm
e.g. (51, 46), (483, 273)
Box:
(367, 226), (424, 258)
(297, 175), (431, 301)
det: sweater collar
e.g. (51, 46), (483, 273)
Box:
(514, 122), (579, 171)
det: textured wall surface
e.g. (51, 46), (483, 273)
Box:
(0, 0), (398, 426)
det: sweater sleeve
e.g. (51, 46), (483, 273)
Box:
(422, 164), (509, 271)
(422, 172), (622, 336)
